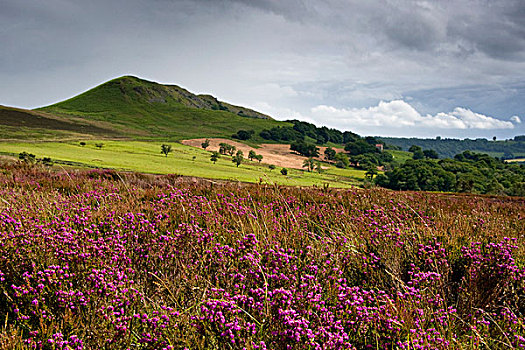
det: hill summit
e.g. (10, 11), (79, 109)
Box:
(37, 76), (281, 140)
(42, 76), (271, 120)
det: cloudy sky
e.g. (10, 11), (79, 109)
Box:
(1, 0), (524, 138)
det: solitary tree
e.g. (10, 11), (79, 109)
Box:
(210, 151), (220, 164)
(161, 144), (172, 157)
(228, 146), (237, 156)
(281, 168), (288, 175)
(201, 139), (210, 150)
(269, 164), (276, 171)
(79, 141), (86, 147)
(248, 150), (257, 161)
(232, 150), (244, 167)
(255, 154), (263, 163)
(493, 136), (497, 142)
(303, 157), (316, 172)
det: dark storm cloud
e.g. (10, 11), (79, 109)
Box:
(227, 0), (525, 60)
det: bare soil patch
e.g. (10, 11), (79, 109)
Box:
(181, 138), (343, 169)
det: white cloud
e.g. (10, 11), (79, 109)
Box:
(311, 100), (515, 131)
(511, 115), (521, 123)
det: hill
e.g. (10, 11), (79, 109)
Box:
(379, 136), (525, 159)
(37, 76), (283, 140)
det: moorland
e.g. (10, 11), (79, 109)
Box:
(0, 76), (524, 349)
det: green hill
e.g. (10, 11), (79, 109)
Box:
(37, 76), (285, 140)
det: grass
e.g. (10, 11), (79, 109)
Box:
(0, 140), (366, 187)
(39, 76), (287, 141)
(386, 149), (412, 165)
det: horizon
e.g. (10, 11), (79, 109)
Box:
(1, 0), (524, 139)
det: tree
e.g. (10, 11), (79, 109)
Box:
(95, 143), (104, 149)
(281, 168), (288, 175)
(255, 154), (263, 163)
(269, 164), (276, 171)
(333, 152), (349, 168)
(232, 130), (254, 140)
(324, 147), (336, 161)
(219, 143), (235, 156)
(210, 151), (220, 164)
(41, 157), (54, 166)
(161, 144), (172, 157)
(201, 139), (210, 150)
(79, 141), (86, 147)
(493, 136), (497, 141)
(316, 161), (323, 173)
(290, 141), (319, 157)
(423, 149), (439, 159)
(408, 145), (422, 153)
(248, 150), (257, 161)
(365, 167), (378, 180)
(19, 151), (36, 164)
(344, 139), (376, 155)
(232, 150), (244, 167)
(303, 157), (316, 172)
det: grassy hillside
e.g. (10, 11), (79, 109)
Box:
(0, 105), (118, 140)
(38, 76), (286, 141)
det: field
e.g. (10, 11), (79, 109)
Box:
(0, 164), (524, 349)
(0, 141), (365, 187)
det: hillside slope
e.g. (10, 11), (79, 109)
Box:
(0, 105), (118, 140)
(38, 76), (284, 140)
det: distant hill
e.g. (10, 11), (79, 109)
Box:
(378, 136), (525, 159)
(35, 76), (283, 140)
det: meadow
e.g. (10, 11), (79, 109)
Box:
(0, 141), (365, 188)
(0, 163), (524, 349)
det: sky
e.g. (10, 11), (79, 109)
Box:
(1, 0), (524, 139)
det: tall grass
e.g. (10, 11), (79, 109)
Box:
(0, 163), (524, 349)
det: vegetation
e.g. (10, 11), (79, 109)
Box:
(201, 139), (210, 150)
(379, 135), (525, 159)
(37, 76), (284, 141)
(376, 151), (525, 196)
(160, 144), (172, 157)
(210, 151), (220, 164)
(290, 141), (319, 157)
(0, 165), (523, 349)
(0, 141), (365, 187)
(232, 129), (254, 140)
(302, 157), (316, 172)
(232, 150), (244, 167)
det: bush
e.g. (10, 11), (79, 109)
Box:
(280, 167), (288, 175)
(232, 130), (254, 140)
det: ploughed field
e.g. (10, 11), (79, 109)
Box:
(0, 164), (524, 349)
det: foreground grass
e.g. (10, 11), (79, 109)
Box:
(0, 141), (365, 187)
(0, 165), (523, 349)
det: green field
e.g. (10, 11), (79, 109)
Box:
(0, 140), (366, 187)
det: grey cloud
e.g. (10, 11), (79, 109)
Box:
(1, 0), (524, 138)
